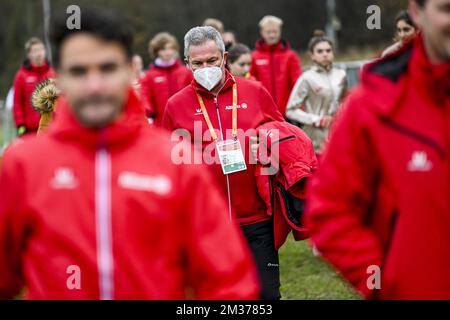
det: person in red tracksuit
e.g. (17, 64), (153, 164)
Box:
(0, 8), (259, 300)
(305, 0), (450, 300)
(251, 15), (302, 115)
(140, 32), (192, 125)
(12, 37), (55, 136)
(163, 26), (285, 300)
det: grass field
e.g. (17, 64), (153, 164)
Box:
(279, 235), (361, 300)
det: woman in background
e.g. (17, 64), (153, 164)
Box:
(227, 43), (254, 79)
(285, 30), (347, 154)
(382, 10), (418, 57)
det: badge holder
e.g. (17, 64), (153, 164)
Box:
(216, 139), (247, 175)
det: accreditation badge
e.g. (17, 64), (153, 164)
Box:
(216, 139), (247, 175)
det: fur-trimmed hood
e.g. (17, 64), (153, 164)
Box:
(31, 78), (60, 114)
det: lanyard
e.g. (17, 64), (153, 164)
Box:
(196, 81), (238, 142)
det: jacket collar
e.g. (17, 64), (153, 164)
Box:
(360, 34), (450, 116)
(255, 39), (290, 52)
(152, 59), (182, 70)
(23, 60), (51, 74)
(190, 69), (236, 98)
(311, 63), (333, 73)
(409, 35), (450, 104)
(48, 88), (146, 150)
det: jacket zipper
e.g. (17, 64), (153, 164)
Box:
(214, 95), (233, 221)
(95, 146), (114, 300)
(326, 70), (335, 113)
(167, 68), (174, 97)
(380, 116), (446, 159)
(270, 51), (277, 104)
(272, 135), (296, 146)
(378, 210), (398, 288)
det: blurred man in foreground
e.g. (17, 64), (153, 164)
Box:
(0, 8), (259, 300)
(305, 0), (450, 299)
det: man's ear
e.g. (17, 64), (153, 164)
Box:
(409, 0), (423, 29)
(223, 52), (228, 65)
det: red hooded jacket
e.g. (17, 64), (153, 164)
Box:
(255, 121), (317, 249)
(251, 40), (302, 115)
(13, 61), (55, 130)
(0, 89), (259, 299)
(163, 70), (284, 226)
(140, 60), (192, 125)
(305, 36), (450, 299)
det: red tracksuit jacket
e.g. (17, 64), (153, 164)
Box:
(305, 36), (450, 299)
(251, 40), (302, 115)
(140, 60), (192, 125)
(162, 70), (284, 226)
(255, 120), (317, 249)
(256, 121), (317, 249)
(13, 61), (55, 130)
(0, 89), (259, 299)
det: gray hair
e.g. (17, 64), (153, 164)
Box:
(184, 26), (225, 59)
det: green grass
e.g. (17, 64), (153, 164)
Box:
(279, 235), (361, 300)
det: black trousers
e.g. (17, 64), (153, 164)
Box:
(241, 219), (281, 300)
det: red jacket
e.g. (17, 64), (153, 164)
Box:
(13, 60), (55, 130)
(305, 36), (450, 299)
(140, 60), (192, 125)
(163, 70), (284, 226)
(251, 40), (302, 115)
(0, 89), (259, 300)
(255, 121), (317, 249)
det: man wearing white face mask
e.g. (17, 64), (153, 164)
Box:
(163, 26), (284, 300)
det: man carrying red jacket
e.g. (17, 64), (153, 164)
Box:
(163, 26), (284, 300)
(0, 8), (259, 300)
(251, 15), (302, 115)
(305, 0), (450, 300)
(13, 37), (55, 136)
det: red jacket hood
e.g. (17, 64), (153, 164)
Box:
(255, 39), (291, 52)
(190, 68), (236, 97)
(49, 88), (146, 149)
(360, 34), (450, 117)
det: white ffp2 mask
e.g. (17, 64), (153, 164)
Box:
(193, 60), (224, 91)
